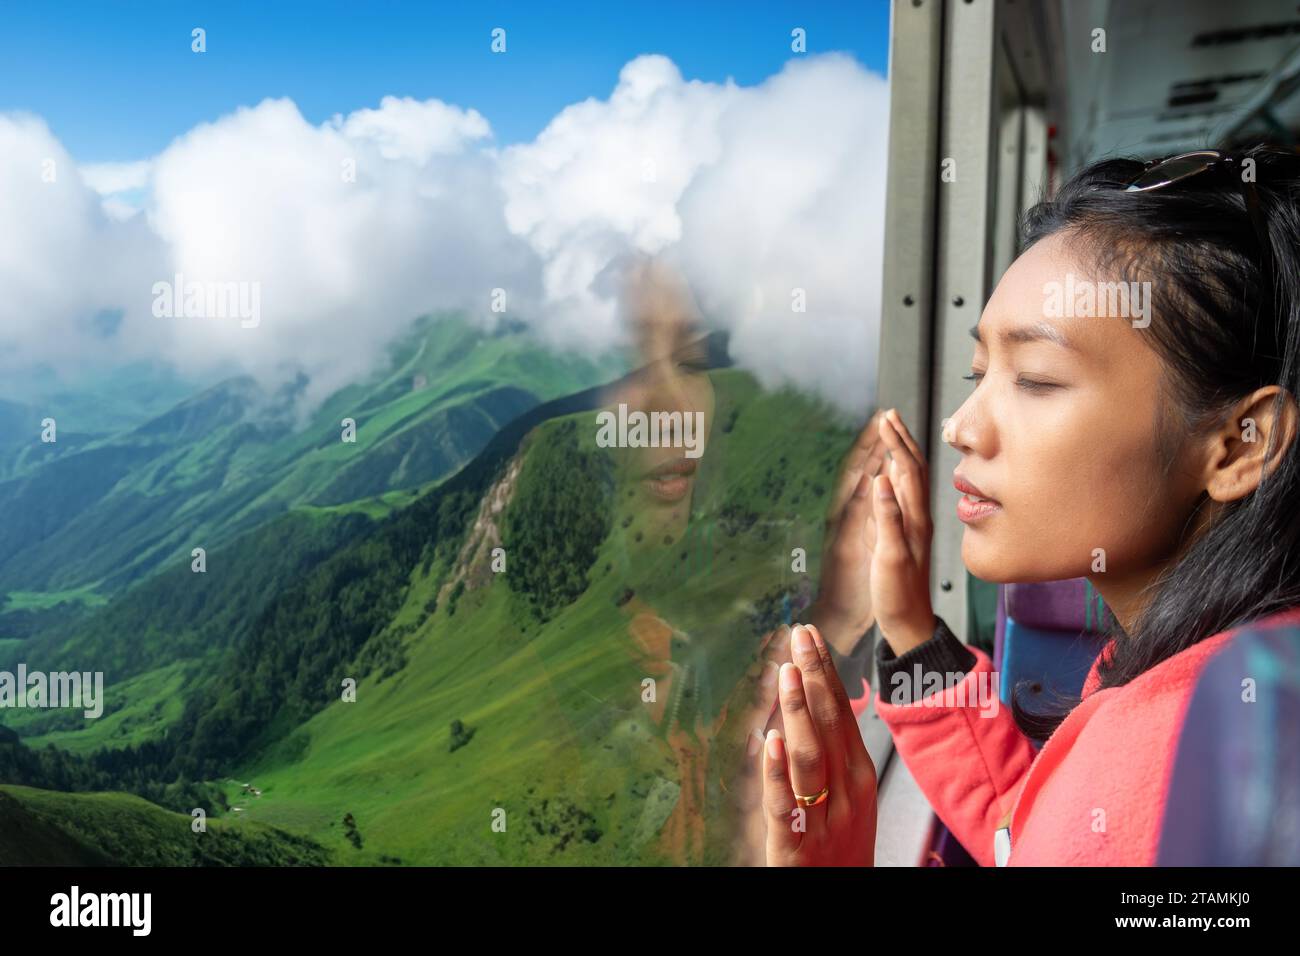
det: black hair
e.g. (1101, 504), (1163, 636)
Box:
(1010, 144), (1300, 741)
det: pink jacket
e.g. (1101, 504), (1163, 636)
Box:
(873, 605), (1300, 866)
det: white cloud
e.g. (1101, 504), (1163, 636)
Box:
(678, 54), (888, 415)
(0, 113), (166, 372)
(499, 56), (735, 354)
(0, 54), (888, 418)
(501, 53), (888, 414)
(141, 96), (538, 412)
(80, 159), (152, 195)
(333, 95), (492, 162)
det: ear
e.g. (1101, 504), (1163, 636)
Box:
(1203, 386), (1300, 502)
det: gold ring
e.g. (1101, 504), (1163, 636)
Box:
(794, 785), (829, 809)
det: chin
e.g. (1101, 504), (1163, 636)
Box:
(962, 533), (1088, 585)
(961, 536), (1005, 582)
(962, 533), (1035, 584)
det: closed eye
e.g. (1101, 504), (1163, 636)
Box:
(1014, 377), (1059, 393)
(962, 371), (1060, 394)
(673, 339), (711, 373)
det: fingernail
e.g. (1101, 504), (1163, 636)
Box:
(747, 728), (765, 758)
(792, 625), (814, 657)
(876, 474), (894, 499)
(807, 625), (826, 652)
(780, 662), (800, 691)
(766, 728), (784, 760)
(761, 661), (779, 690)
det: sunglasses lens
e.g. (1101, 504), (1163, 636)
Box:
(1127, 150), (1224, 191)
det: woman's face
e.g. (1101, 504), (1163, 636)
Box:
(945, 230), (1206, 589)
(614, 312), (716, 512)
(604, 262), (716, 532)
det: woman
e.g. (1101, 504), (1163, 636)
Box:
(599, 257), (799, 865)
(761, 145), (1300, 866)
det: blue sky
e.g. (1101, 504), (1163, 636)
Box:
(0, 0), (889, 163)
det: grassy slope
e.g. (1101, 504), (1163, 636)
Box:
(2, 507), (379, 751)
(15, 661), (193, 754)
(0, 785), (329, 866)
(0, 788), (112, 865)
(224, 370), (855, 865)
(3, 587), (108, 612)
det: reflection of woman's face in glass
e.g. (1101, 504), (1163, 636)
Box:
(606, 263), (716, 521)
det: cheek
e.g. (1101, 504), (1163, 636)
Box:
(961, 395), (1172, 581)
(612, 381), (649, 412)
(679, 378), (712, 412)
(697, 383), (716, 432)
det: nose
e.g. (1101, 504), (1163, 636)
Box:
(646, 360), (694, 411)
(943, 395), (982, 455)
(941, 415), (959, 448)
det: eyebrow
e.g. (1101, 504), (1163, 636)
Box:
(968, 321), (1078, 351)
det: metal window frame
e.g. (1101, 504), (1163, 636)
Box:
(871, 0), (1053, 866)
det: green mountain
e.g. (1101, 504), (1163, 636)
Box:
(0, 785), (328, 866)
(2, 343), (861, 866)
(0, 314), (618, 608)
(0, 360), (206, 441)
(4, 507), (377, 752)
(214, 369), (855, 865)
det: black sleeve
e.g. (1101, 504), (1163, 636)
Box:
(827, 626), (874, 700)
(874, 615), (977, 704)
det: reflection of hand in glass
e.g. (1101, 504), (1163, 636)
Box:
(619, 604), (791, 864)
(709, 624), (792, 866)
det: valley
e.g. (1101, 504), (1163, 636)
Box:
(0, 320), (859, 866)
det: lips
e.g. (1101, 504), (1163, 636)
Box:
(954, 472), (1001, 524)
(953, 473), (998, 503)
(643, 457), (697, 502)
(644, 458), (698, 480)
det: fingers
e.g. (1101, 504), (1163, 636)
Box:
(776, 657), (830, 838)
(826, 411), (888, 536)
(884, 408), (927, 472)
(878, 415), (931, 566)
(757, 626), (795, 738)
(761, 729), (800, 863)
(802, 623), (873, 780)
(747, 624), (793, 683)
(830, 470), (875, 566)
(728, 626), (789, 756)
(787, 624), (849, 800)
(878, 410), (928, 501)
(880, 415), (923, 482)
(871, 472), (911, 570)
(743, 661), (781, 758)
(888, 458), (930, 566)
(856, 408), (890, 451)
(762, 631), (880, 866)
(752, 623), (787, 669)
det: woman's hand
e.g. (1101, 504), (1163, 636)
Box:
(809, 408), (936, 658)
(762, 622), (876, 866)
(807, 411), (889, 654)
(867, 410), (937, 656)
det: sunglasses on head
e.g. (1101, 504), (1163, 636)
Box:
(1125, 149), (1274, 319)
